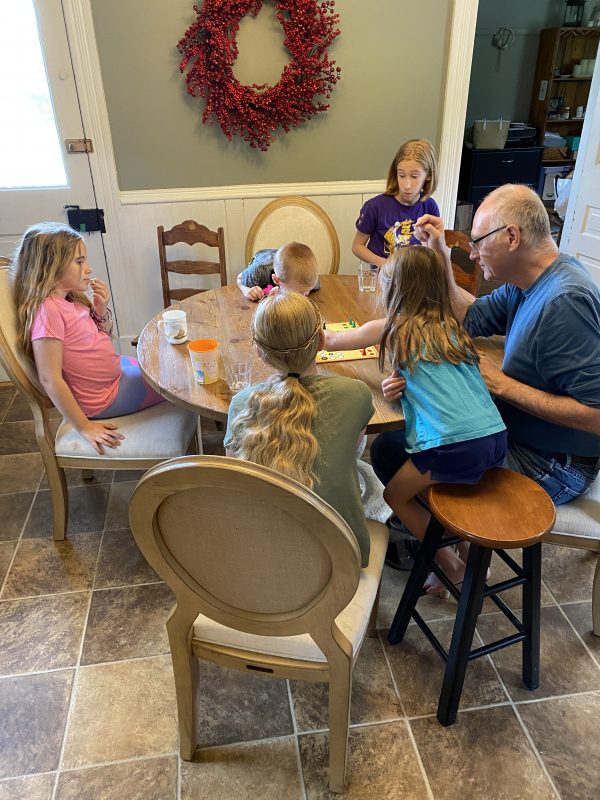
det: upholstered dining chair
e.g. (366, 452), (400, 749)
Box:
(445, 229), (483, 296)
(544, 474), (600, 635)
(128, 455), (388, 794)
(245, 196), (340, 275)
(158, 220), (227, 308)
(0, 265), (198, 541)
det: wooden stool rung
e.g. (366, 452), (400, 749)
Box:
(482, 575), (526, 597)
(412, 610), (449, 661)
(494, 548), (522, 573)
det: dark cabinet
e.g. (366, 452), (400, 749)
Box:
(458, 145), (545, 212)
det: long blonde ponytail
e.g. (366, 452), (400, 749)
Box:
(228, 292), (322, 488)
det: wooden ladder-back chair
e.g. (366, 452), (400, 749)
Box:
(445, 229), (482, 296)
(0, 265), (197, 541)
(129, 455), (388, 794)
(245, 196), (340, 275)
(158, 220), (227, 308)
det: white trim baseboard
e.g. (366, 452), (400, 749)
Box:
(120, 180), (387, 206)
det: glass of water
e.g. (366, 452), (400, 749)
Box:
(358, 262), (378, 292)
(226, 361), (252, 394)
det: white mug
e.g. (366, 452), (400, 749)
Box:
(158, 309), (188, 344)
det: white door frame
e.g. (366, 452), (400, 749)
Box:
(62, 0), (478, 274)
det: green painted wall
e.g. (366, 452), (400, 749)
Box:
(90, 0), (451, 190)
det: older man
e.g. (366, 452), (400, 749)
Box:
(373, 184), (600, 517)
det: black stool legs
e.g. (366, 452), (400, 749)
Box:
(522, 543), (541, 690)
(388, 516), (445, 645)
(437, 544), (492, 725)
(388, 524), (543, 727)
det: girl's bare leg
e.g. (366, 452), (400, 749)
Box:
(383, 459), (467, 592)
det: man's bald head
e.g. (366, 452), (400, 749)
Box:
(479, 184), (553, 249)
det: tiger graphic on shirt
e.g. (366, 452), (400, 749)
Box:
(383, 219), (413, 255)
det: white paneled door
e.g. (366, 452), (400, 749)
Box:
(562, 59), (600, 288)
(0, 0), (108, 281)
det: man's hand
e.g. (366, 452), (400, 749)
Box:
(381, 371), (406, 401)
(413, 214), (448, 255)
(478, 353), (510, 396)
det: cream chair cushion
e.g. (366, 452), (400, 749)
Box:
(55, 402), (198, 460)
(192, 520), (387, 662)
(550, 474), (600, 540)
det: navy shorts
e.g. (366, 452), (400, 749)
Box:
(411, 430), (508, 484)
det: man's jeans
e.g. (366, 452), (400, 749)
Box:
(370, 430), (599, 506)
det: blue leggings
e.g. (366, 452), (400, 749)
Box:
(92, 356), (164, 419)
(370, 430), (598, 506)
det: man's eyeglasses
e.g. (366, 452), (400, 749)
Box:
(469, 225), (507, 253)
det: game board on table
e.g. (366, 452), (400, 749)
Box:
(316, 320), (378, 363)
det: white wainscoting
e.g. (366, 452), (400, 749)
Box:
(112, 186), (382, 351)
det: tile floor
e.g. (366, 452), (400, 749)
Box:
(0, 382), (599, 799)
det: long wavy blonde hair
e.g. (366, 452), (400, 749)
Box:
(228, 292), (322, 488)
(13, 223), (91, 358)
(379, 246), (478, 373)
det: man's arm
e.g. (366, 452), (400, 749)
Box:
(479, 354), (600, 436)
(413, 214), (475, 323)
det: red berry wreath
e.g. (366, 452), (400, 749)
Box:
(178, 0), (341, 151)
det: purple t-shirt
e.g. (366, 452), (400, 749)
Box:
(356, 194), (441, 259)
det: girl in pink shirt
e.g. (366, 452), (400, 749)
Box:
(13, 223), (163, 454)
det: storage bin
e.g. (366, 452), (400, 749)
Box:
(473, 119), (510, 150)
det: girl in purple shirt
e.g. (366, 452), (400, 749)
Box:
(13, 223), (163, 454)
(353, 139), (440, 267)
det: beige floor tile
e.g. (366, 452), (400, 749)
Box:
(194, 661), (294, 748)
(62, 656), (177, 768)
(0, 454), (43, 494)
(0, 542), (16, 586)
(299, 721), (429, 800)
(561, 601), (600, 657)
(542, 544), (598, 603)
(0, 773), (55, 800)
(0, 593), (89, 675)
(478, 605), (600, 701)
(0, 670), (73, 779)
(94, 528), (159, 588)
(383, 620), (507, 717)
(0, 422), (40, 455)
(55, 755), (177, 800)
(290, 635), (402, 732)
(182, 738), (302, 800)
(0, 492), (35, 541)
(1, 534), (101, 599)
(39, 467), (113, 489)
(104, 481), (137, 530)
(411, 705), (555, 800)
(81, 583), (173, 664)
(24, 485), (110, 538)
(519, 693), (600, 800)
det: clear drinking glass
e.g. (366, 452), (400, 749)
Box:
(358, 262), (377, 292)
(226, 361), (252, 394)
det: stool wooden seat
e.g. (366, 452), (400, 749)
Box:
(388, 468), (556, 726)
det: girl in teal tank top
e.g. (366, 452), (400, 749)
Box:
(322, 246), (506, 592)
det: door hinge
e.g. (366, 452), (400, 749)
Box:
(65, 138), (94, 154)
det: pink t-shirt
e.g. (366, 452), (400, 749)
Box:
(31, 296), (121, 416)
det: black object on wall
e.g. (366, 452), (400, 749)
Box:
(64, 205), (106, 234)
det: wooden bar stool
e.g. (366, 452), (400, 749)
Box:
(388, 468), (556, 726)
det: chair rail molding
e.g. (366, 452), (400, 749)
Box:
(120, 180), (386, 206)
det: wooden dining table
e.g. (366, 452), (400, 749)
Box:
(137, 274), (505, 433)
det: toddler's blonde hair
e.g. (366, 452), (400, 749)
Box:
(12, 222), (91, 359)
(272, 242), (318, 290)
(227, 291), (321, 488)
